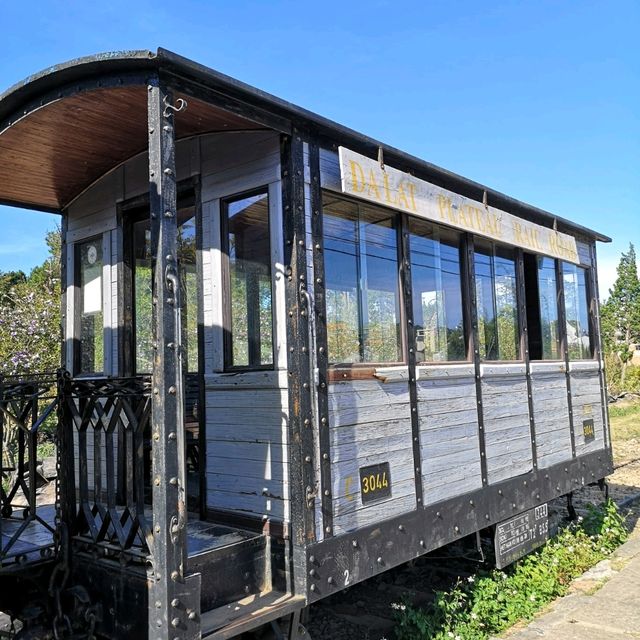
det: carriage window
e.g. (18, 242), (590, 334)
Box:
(524, 255), (561, 360)
(76, 237), (104, 374)
(537, 257), (561, 359)
(324, 197), (402, 364)
(562, 262), (592, 359)
(474, 242), (519, 361)
(223, 190), (273, 369)
(408, 220), (465, 362)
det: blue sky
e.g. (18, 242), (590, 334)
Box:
(0, 0), (637, 296)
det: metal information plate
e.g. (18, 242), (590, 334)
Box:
(495, 504), (549, 569)
(359, 462), (391, 504)
(583, 418), (595, 442)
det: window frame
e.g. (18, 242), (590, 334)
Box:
(559, 260), (595, 361)
(322, 192), (406, 368)
(472, 239), (523, 363)
(119, 184), (198, 377)
(73, 233), (105, 377)
(221, 185), (275, 372)
(406, 217), (468, 365)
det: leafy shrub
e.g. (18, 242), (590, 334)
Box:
(394, 500), (628, 640)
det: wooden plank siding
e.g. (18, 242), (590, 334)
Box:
(327, 376), (415, 535)
(417, 365), (483, 504)
(529, 362), (572, 469)
(200, 132), (291, 524)
(570, 362), (606, 456)
(480, 364), (534, 484)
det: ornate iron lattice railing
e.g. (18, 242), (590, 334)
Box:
(0, 373), (58, 565)
(58, 374), (153, 559)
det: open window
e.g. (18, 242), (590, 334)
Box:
(222, 189), (274, 370)
(322, 195), (402, 365)
(523, 254), (561, 361)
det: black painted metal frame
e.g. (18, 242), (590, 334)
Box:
(399, 214), (424, 507)
(282, 131), (316, 597)
(463, 234), (489, 485)
(0, 375), (58, 565)
(306, 449), (613, 601)
(146, 74), (200, 639)
(555, 259), (577, 458)
(516, 249), (539, 471)
(308, 141), (334, 538)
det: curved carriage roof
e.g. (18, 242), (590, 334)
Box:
(0, 48), (610, 242)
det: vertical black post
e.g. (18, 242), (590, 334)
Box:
(57, 371), (76, 536)
(399, 215), (423, 508)
(463, 234), (488, 486)
(308, 141), (333, 537)
(147, 76), (200, 639)
(515, 249), (538, 472)
(556, 260), (576, 458)
(282, 131), (315, 597)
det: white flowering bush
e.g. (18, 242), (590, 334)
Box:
(0, 229), (61, 485)
(393, 500), (628, 640)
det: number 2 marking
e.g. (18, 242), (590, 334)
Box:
(344, 569), (350, 586)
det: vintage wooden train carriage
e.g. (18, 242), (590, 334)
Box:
(0, 49), (612, 639)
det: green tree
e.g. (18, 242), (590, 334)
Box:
(0, 227), (61, 376)
(601, 243), (640, 387)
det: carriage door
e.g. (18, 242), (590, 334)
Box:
(123, 191), (201, 508)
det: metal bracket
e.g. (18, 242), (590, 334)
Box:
(163, 96), (188, 118)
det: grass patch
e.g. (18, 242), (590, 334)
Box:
(393, 500), (627, 640)
(608, 401), (640, 466)
(36, 441), (56, 460)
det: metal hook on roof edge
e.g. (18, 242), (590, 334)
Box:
(482, 190), (488, 209)
(378, 146), (385, 171)
(163, 96), (187, 118)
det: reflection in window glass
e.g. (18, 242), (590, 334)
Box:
(132, 205), (198, 373)
(133, 219), (153, 373)
(178, 210), (198, 372)
(225, 191), (273, 368)
(324, 197), (401, 364)
(474, 243), (519, 360)
(537, 257), (561, 360)
(77, 238), (104, 374)
(409, 220), (465, 361)
(563, 263), (592, 359)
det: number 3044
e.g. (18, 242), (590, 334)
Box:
(361, 472), (389, 494)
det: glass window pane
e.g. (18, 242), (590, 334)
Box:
(495, 247), (519, 360)
(361, 208), (401, 362)
(409, 220), (465, 362)
(324, 197), (401, 364)
(563, 262), (592, 359)
(474, 242), (519, 361)
(133, 220), (153, 373)
(475, 243), (498, 360)
(178, 207), (198, 373)
(537, 257), (561, 360)
(226, 191), (273, 368)
(77, 238), (104, 374)
(324, 201), (360, 363)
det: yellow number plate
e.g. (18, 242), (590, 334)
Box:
(359, 462), (392, 504)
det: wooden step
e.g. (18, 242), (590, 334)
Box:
(188, 522), (269, 612)
(201, 590), (305, 639)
